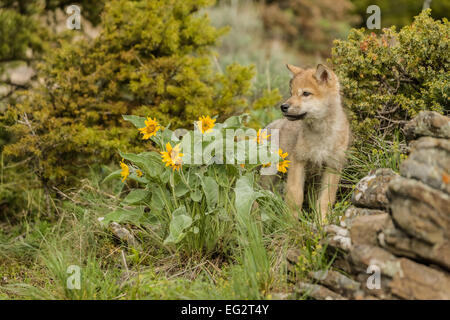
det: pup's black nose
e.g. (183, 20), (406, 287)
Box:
(280, 103), (289, 113)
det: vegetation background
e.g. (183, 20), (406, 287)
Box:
(0, 0), (448, 299)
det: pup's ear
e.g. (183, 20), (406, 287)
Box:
(315, 64), (333, 84)
(286, 64), (303, 75)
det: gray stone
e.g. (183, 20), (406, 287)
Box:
(309, 269), (361, 296)
(388, 177), (450, 245)
(296, 282), (347, 300)
(349, 213), (393, 246)
(389, 258), (450, 300)
(351, 168), (398, 209)
(404, 111), (450, 140)
(380, 225), (450, 271)
(341, 206), (387, 228)
(401, 137), (450, 194)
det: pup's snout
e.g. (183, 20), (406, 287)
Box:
(280, 103), (290, 113)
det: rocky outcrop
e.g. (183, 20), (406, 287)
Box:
(291, 111), (450, 300)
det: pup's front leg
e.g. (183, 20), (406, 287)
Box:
(317, 169), (341, 221)
(286, 160), (305, 218)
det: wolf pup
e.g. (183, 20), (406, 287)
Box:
(265, 64), (350, 220)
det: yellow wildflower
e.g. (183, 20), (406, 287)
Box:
(277, 148), (290, 173)
(120, 159), (129, 182)
(138, 117), (160, 140)
(255, 128), (271, 144)
(136, 169), (143, 177)
(279, 148), (288, 159)
(197, 115), (216, 134)
(160, 142), (184, 171)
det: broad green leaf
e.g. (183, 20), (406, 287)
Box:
(199, 175), (219, 210)
(122, 115), (146, 129)
(123, 189), (150, 205)
(164, 206), (192, 245)
(101, 207), (145, 226)
(150, 187), (169, 212)
(223, 114), (250, 129)
(175, 183), (190, 197)
(119, 151), (163, 178)
(234, 175), (263, 222)
(102, 169), (122, 183)
(190, 188), (202, 202)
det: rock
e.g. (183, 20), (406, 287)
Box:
(309, 269), (361, 296)
(349, 244), (450, 299)
(286, 248), (301, 265)
(351, 168), (398, 209)
(388, 177), (450, 245)
(380, 225), (450, 271)
(324, 224), (352, 251)
(354, 272), (394, 300)
(349, 244), (401, 278)
(404, 111), (450, 140)
(340, 206), (387, 228)
(110, 222), (140, 249)
(349, 213), (393, 246)
(389, 258), (450, 300)
(296, 282), (347, 300)
(400, 137), (450, 194)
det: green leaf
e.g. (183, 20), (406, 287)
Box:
(163, 206), (192, 245)
(102, 169), (122, 183)
(234, 175), (263, 222)
(119, 151), (163, 178)
(150, 187), (169, 213)
(190, 188), (202, 202)
(101, 207), (145, 226)
(198, 175), (219, 210)
(223, 114), (250, 129)
(175, 183), (190, 197)
(123, 189), (150, 205)
(122, 115), (147, 129)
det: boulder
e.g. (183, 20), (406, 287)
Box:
(296, 282), (347, 300)
(389, 258), (450, 300)
(388, 177), (450, 245)
(404, 111), (450, 140)
(349, 213), (393, 246)
(351, 168), (398, 209)
(401, 137), (450, 194)
(341, 206), (387, 228)
(379, 225), (450, 271)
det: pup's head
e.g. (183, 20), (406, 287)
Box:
(280, 64), (340, 121)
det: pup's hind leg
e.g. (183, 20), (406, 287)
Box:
(286, 160), (305, 218)
(317, 169), (341, 221)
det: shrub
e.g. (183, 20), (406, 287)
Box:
(331, 10), (449, 144)
(2, 0), (278, 189)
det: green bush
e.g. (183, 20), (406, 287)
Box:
(331, 10), (449, 144)
(3, 0), (278, 189)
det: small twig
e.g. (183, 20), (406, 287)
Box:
(121, 250), (130, 277)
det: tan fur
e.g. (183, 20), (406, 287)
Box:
(265, 64), (350, 220)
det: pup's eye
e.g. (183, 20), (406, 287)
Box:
(302, 92), (312, 97)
